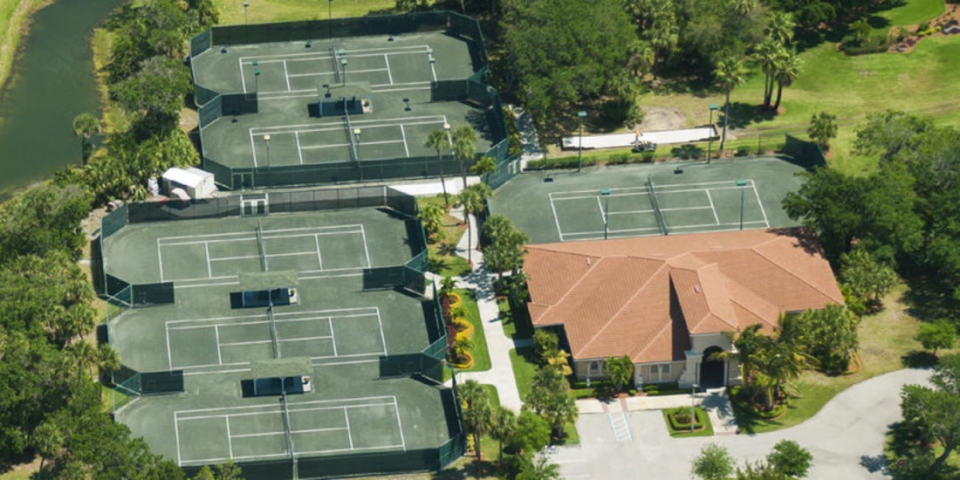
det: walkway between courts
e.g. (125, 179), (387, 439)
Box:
(427, 210), (528, 412)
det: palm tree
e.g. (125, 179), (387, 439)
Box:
(424, 129), (451, 208)
(457, 183), (493, 265)
(767, 11), (796, 45)
(65, 340), (98, 387)
(732, 325), (767, 393)
(851, 18), (872, 44)
(452, 125), (479, 189)
(470, 156), (497, 185)
(72, 113), (100, 165)
(757, 336), (808, 410)
(418, 203), (446, 243)
(773, 51), (801, 110)
(457, 379), (487, 411)
(714, 58), (748, 154)
(731, 0), (757, 40)
(490, 407), (517, 462)
(517, 454), (561, 480)
(462, 396), (492, 460)
(99, 344), (122, 377)
(753, 40), (785, 109)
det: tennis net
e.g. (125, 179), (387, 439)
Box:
(268, 304), (280, 359)
(280, 392), (295, 458)
(257, 220), (268, 272)
(647, 176), (667, 235)
(331, 46), (341, 84)
(344, 109), (358, 162)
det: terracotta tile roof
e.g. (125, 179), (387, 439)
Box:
(525, 229), (843, 363)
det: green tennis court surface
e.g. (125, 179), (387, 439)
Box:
(103, 207), (416, 287)
(193, 32), (494, 170)
(490, 157), (807, 244)
(104, 206), (454, 476)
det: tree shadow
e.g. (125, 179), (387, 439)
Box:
(670, 144), (704, 160)
(901, 350), (939, 368)
(723, 102), (779, 130)
(901, 275), (958, 323)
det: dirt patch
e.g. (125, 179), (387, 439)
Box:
(179, 107), (199, 133)
(633, 106), (686, 132)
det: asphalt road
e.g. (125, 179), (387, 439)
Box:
(555, 369), (932, 479)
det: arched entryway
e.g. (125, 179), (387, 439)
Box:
(700, 346), (725, 388)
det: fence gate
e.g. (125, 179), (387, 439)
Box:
(241, 193), (269, 216)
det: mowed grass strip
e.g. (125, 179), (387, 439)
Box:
(456, 288), (491, 372)
(878, 0), (945, 26)
(211, 0), (434, 25)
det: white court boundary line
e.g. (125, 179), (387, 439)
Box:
(249, 116), (448, 166)
(157, 224), (370, 283)
(165, 307), (386, 372)
(174, 395), (405, 466)
(238, 46), (426, 95)
(549, 179), (770, 241)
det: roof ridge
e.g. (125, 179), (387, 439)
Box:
(578, 260), (667, 356)
(730, 297), (779, 329)
(751, 241), (840, 303)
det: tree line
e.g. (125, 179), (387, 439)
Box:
(69, 0), (217, 205)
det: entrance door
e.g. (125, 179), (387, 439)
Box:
(700, 346), (725, 388)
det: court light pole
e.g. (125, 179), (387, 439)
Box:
(254, 68), (260, 93)
(263, 134), (271, 188)
(328, 0), (333, 39)
(577, 110), (587, 173)
(600, 188), (611, 240)
(353, 128), (362, 182)
(691, 381), (698, 432)
(340, 57), (348, 86)
(707, 103), (718, 164)
(243, 1), (249, 25)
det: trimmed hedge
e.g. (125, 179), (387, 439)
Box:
(667, 407), (705, 430)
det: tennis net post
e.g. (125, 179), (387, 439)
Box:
(647, 175), (668, 236)
(280, 392), (295, 458)
(268, 303), (280, 359)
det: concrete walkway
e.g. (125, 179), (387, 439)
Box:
(429, 211), (527, 412)
(554, 368), (932, 479)
(576, 387), (738, 435)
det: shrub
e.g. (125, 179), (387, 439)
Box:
(526, 156), (598, 170)
(735, 146), (751, 157)
(842, 32), (891, 55)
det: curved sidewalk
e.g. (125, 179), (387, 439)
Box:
(554, 368), (932, 479)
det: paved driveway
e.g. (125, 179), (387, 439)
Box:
(554, 369), (931, 479)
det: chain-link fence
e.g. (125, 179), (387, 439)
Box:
(783, 134), (827, 169)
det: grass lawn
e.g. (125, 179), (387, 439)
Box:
(733, 286), (951, 434)
(637, 31), (960, 176)
(877, 0), (945, 26)
(662, 407), (715, 438)
(456, 288), (491, 372)
(509, 347), (538, 400)
(211, 0), (427, 25)
(420, 195), (472, 277)
(499, 298), (533, 340)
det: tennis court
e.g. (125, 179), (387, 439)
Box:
(174, 395), (405, 466)
(157, 223), (371, 283)
(247, 114), (452, 167)
(104, 207), (416, 286)
(490, 157), (807, 244)
(166, 307), (387, 375)
(237, 45), (437, 99)
(550, 179), (769, 241)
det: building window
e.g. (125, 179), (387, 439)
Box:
(661, 364), (670, 375)
(650, 365), (659, 375)
(590, 361), (600, 375)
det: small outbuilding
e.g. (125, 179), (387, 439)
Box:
(161, 167), (217, 199)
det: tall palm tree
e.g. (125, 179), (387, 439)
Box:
(758, 336), (808, 410)
(99, 344), (122, 378)
(462, 396), (492, 460)
(457, 183), (493, 265)
(424, 129), (451, 208)
(773, 51), (802, 110)
(452, 126), (479, 189)
(731, 0), (757, 40)
(753, 40), (785, 109)
(767, 11), (796, 45)
(457, 379), (488, 411)
(714, 58), (748, 154)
